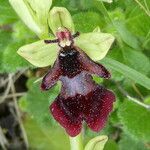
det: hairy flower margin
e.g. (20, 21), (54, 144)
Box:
(9, 1), (115, 137)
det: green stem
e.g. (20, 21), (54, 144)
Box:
(69, 133), (84, 150)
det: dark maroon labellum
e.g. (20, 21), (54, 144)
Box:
(41, 28), (115, 137)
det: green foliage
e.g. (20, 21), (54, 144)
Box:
(0, 21), (35, 72)
(104, 140), (118, 150)
(118, 100), (150, 142)
(113, 21), (141, 50)
(73, 12), (105, 33)
(102, 58), (150, 90)
(0, 0), (17, 25)
(24, 116), (69, 150)
(0, 29), (12, 72)
(2, 41), (30, 72)
(118, 134), (148, 150)
(26, 78), (60, 127)
(121, 47), (150, 75)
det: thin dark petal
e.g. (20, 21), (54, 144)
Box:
(77, 47), (111, 79)
(41, 59), (61, 90)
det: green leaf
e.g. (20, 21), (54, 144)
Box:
(126, 4), (150, 37)
(26, 78), (60, 127)
(113, 21), (141, 50)
(73, 12), (105, 33)
(122, 47), (150, 75)
(144, 97), (150, 105)
(24, 116), (69, 150)
(0, 0), (17, 25)
(0, 29), (12, 72)
(85, 135), (108, 150)
(12, 21), (36, 41)
(64, 0), (94, 11)
(118, 100), (150, 142)
(119, 134), (148, 150)
(0, 21), (36, 72)
(18, 39), (58, 67)
(125, 5), (150, 51)
(2, 41), (31, 72)
(101, 57), (150, 90)
(104, 139), (118, 150)
(75, 32), (115, 61)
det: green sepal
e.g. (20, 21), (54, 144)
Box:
(48, 7), (75, 35)
(9, 0), (52, 38)
(17, 39), (58, 67)
(75, 32), (115, 61)
(84, 135), (108, 150)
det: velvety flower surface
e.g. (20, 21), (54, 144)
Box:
(41, 29), (115, 137)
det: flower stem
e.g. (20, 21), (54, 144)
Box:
(69, 133), (83, 150)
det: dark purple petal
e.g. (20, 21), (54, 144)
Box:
(76, 47), (111, 79)
(84, 87), (115, 132)
(50, 84), (115, 137)
(50, 100), (82, 136)
(41, 59), (61, 90)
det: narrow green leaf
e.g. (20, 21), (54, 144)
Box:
(122, 47), (150, 75)
(101, 58), (150, 89)
(113, 21), (141, 50)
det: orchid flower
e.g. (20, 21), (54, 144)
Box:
(10, 3), (115, 137)
(40, 27), (115, 137)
